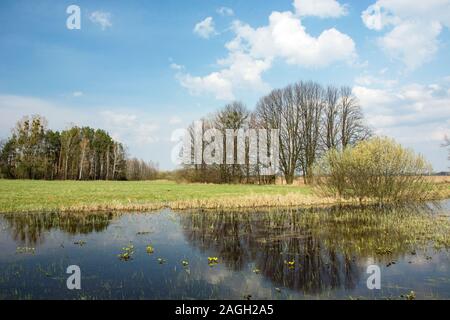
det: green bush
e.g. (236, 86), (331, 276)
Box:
(313, 137), (433, 204)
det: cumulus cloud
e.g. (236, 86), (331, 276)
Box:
(89, 11), (112, 30)
(353, 81), (450, 141)
(361, 0), (450, 69)
(378, 21), (441, 70)
(176, 52), (271, 100)
(178, 1), (355, 100)
(230, 11), (355, 67)
(193, 17), (217, 39)
(294, 0), (348, 18)
(217, 7), (234, 16)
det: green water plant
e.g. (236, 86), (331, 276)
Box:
(118, 243), (134, 261)
(16, 247), (35, 254)
(208, 257), (219, 267)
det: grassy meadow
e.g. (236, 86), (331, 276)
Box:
(0, 178), (449, 214)
(0, 179), (317, 213)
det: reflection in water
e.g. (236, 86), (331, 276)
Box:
(2, 212), (113, 246)
(181, 210), (360, 294)
(0, 202), (449, 299)
(179, 204), (444, 294)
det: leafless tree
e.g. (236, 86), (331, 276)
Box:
(256, 86), (302, 184)
(215, 102), (250, 183)
(339, 86), (371, 148)
(322, 86), (340, 150)
(297, 81), (324, 183)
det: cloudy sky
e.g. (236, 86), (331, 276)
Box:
(1, 0), (449, 170)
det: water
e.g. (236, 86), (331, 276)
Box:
(1, 201), (450, 300)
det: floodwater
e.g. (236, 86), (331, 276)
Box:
(1, 201), (450, 300)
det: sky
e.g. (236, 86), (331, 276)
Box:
(0, 0), (449, 171)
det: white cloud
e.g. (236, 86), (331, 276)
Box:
(176, 52), (271, 100)
(170, 63), (184, 71)
(353, 80), (450, 170)
(354, 74), (397, 87)
(0, 95), (89, 135)
(353, 81), (450, 136)
(361, 0), (450, 69)
(72, 91), (83, 97)
(101, 111), (159, 145)
(178, 2), (355, 100)
(0, 95), (159, 147)
(230, 11), (355, 67)
(89, 11), (112, 30)
(217, 7), (234, 16)
(193, 17), (217, 39)
(294, 0), (348, 18)
(361, 3), (399, 30)
(379, 21), (441, 70)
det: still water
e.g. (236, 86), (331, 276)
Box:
(1, 201), (450, 300)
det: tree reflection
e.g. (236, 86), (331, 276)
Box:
(3, 212), (114, 246)
(180, 205), (424, 294)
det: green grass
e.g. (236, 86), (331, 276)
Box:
(0, 179), (313, 213)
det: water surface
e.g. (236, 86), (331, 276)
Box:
(1, 201), (450, 299)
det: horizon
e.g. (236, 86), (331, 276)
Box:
(1, 0), (450, 171)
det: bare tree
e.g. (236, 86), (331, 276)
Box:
(215, 101), (250, 183)
(256, 86), (302, 184)
(322, 86), (340, 150)
(339, 86), (371, 148)
(297, 81), (324, 183)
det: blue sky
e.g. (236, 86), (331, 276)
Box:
(1, 0), (450, 170)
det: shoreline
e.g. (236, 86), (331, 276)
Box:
(1, 188), (449, 214)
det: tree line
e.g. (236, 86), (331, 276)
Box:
(0, 115), (158, 180)
(177, 80), (371, 185)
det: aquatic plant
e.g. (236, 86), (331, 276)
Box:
(146, 245), (154, 254)
(118, 243), (134, 261)
(284, 260), (295, 270)
(16, 247), (35, 254)
(401, 291), (416, 300)
(208, 257), (219, 267)
(74, 240), (86, 246)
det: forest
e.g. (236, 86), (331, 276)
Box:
(0, 115), (158, 181)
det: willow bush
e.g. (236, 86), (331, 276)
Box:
(313, 137), (434, 204)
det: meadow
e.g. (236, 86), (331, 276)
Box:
(0, 178), (449, 214)
(0, 179), (316, 213)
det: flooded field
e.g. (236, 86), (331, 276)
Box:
(1, 201), (450, 300)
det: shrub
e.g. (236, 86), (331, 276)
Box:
(313, 137), (433, 204)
